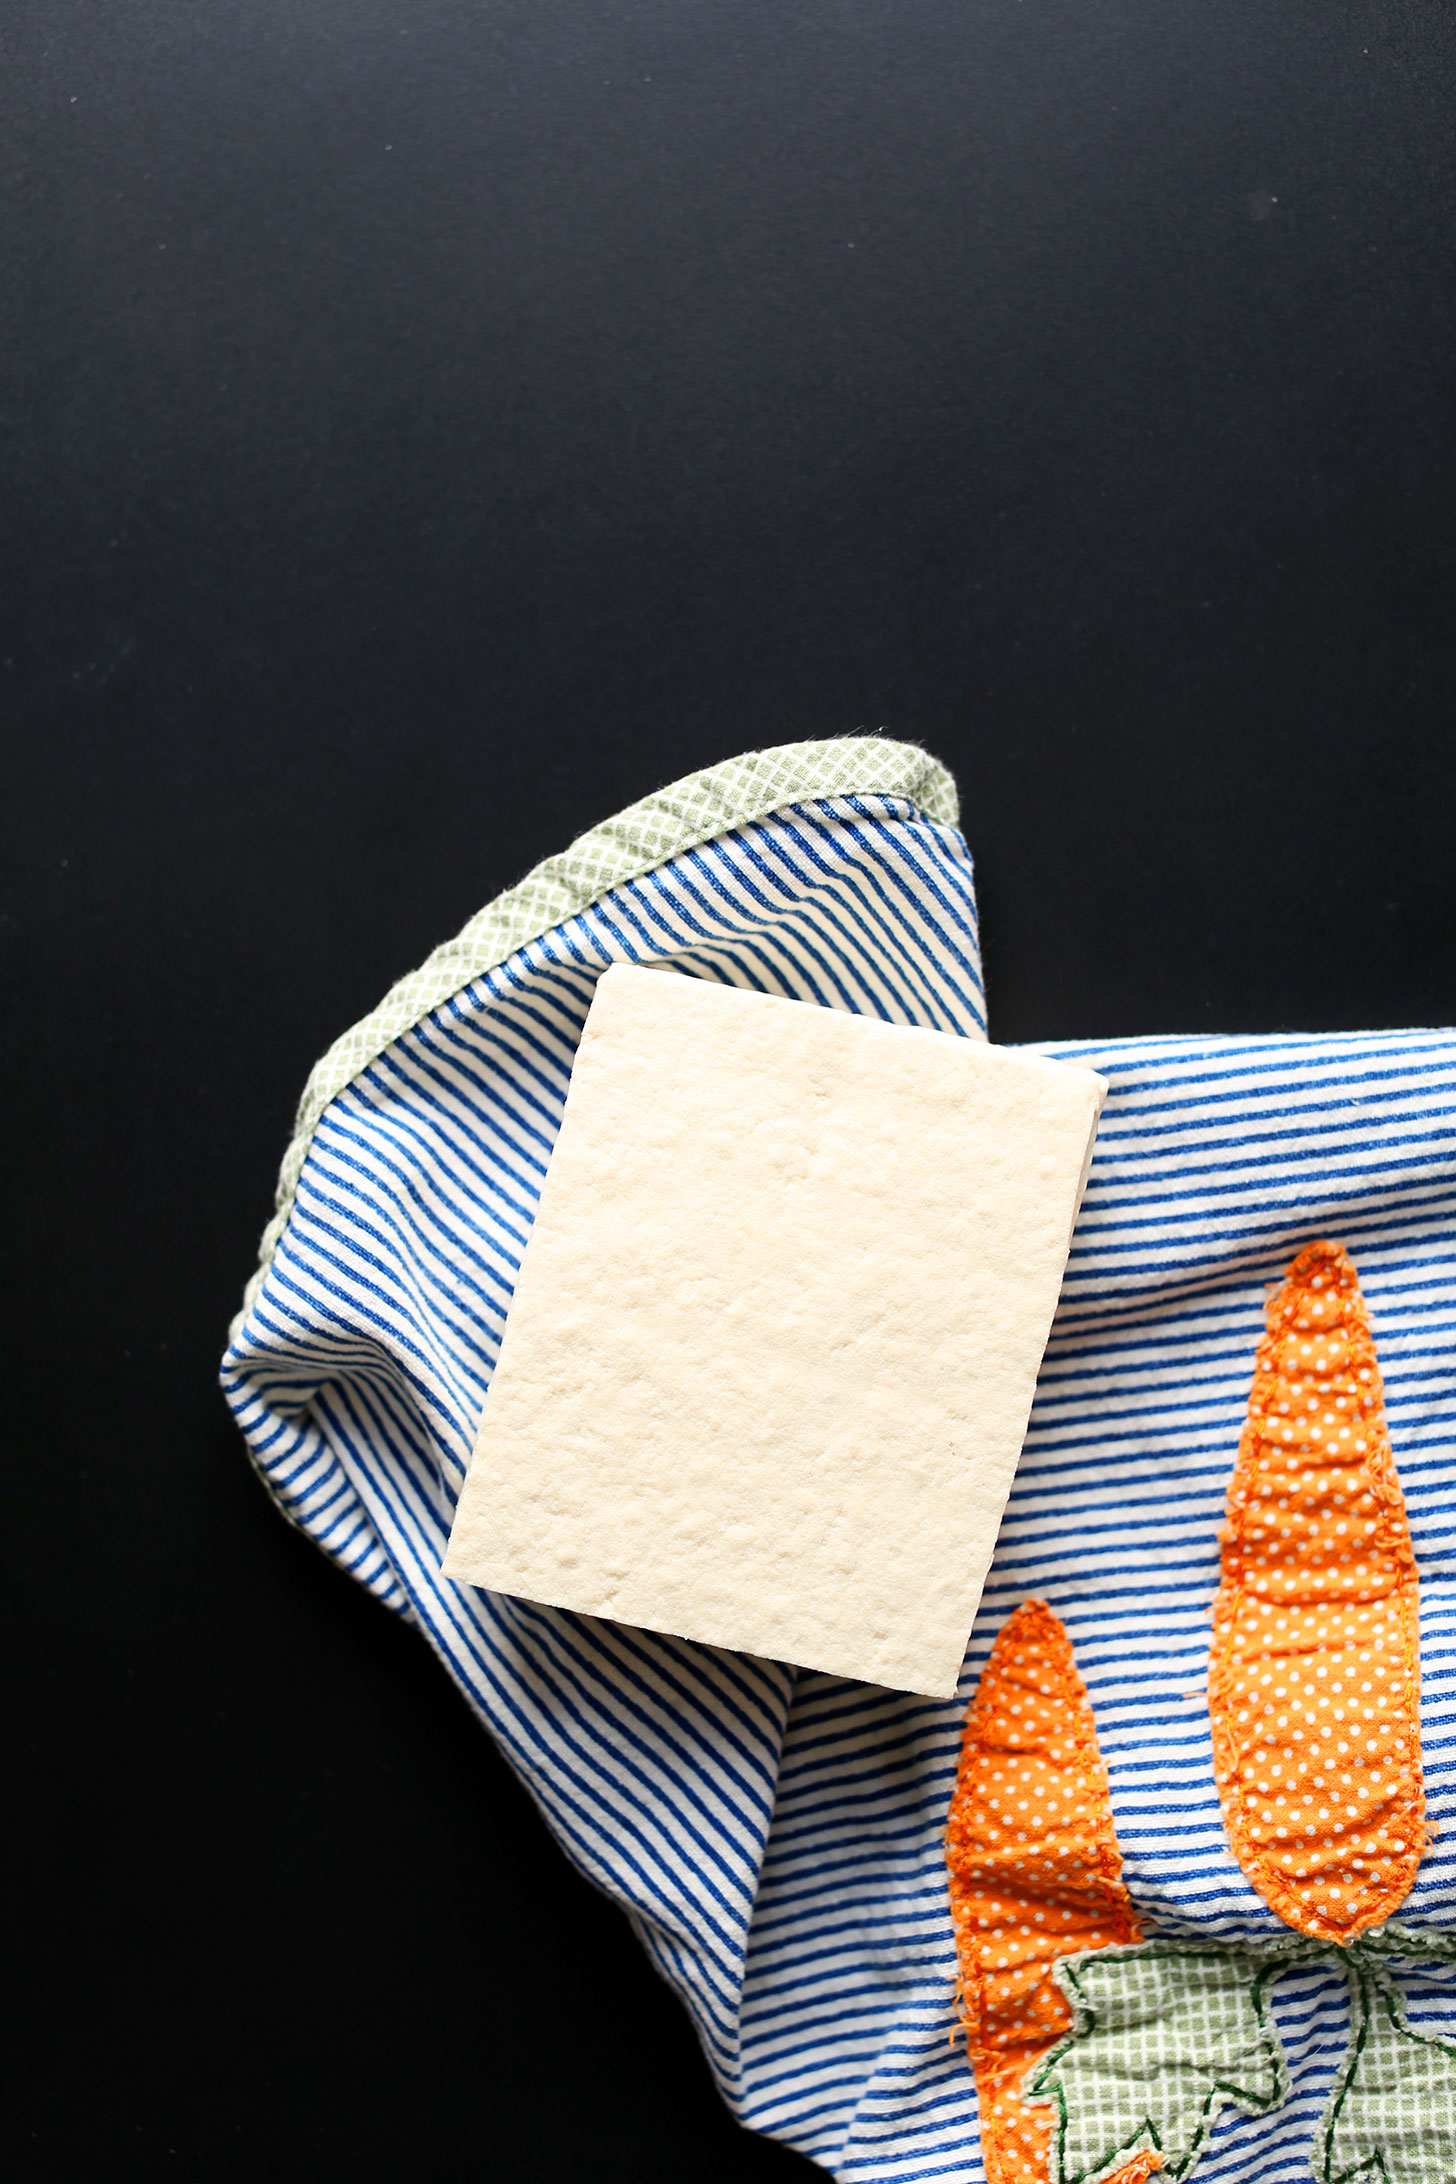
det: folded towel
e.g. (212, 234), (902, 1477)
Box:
(222, 739), (1456, 2184)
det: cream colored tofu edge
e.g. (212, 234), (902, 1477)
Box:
(441, 972), (1108, 1694)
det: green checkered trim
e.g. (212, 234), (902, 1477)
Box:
(234, 735), (958, 1331)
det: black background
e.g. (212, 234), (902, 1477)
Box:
(5, 1), (1456, 2177)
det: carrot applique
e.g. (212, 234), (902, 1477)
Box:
(944, 1600), (1151, 2184)
(1209, 1237), (1425, 1940)
(942, 1243), (1456, 2184)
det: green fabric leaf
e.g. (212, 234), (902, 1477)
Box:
(1026, 1942), (1291, 2184)
(1319, 1963), (1456, 2184)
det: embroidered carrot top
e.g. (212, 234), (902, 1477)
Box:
(1209, 1238), (1424, 1941)
(945, 1600), (1149, 2184)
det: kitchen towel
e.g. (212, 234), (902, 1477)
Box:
(222, 738), (1456, 2182)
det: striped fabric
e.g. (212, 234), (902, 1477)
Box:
(222, 759), (1456, 2184)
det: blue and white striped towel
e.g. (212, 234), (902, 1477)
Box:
(222, 739), (1456, 2183)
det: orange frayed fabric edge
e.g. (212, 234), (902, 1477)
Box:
(1209, 1238), (1426, 1942)
(945, 1600), (1152, 2184)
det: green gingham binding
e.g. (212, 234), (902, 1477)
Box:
(233, 735), (958, 1335)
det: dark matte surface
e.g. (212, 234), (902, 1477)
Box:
(5, 1), (1455, 2177)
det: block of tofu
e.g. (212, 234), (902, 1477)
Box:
(442, 964), (1106, 1696)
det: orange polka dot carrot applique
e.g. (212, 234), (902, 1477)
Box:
(1209, 1237), (1426, 1940)
(943, 1243), (1456, 2184)
(944, 1599), (1150, 2184)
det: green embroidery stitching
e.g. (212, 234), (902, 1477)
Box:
(1026, 1942), (1294, 2184)
(1319, 1952), (1456, 2184)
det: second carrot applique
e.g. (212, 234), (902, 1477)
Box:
(946, 1605), (1287, 2184)
(1209, 1236), (1425, 1938)
(944, 1599), (1146, 2184)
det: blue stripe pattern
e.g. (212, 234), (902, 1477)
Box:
(223, 793), (1456, 2183)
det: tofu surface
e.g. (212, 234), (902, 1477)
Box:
(442, 964), (1105, 1696)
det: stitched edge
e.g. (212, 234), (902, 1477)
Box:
(230, 734), (959, 1337)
